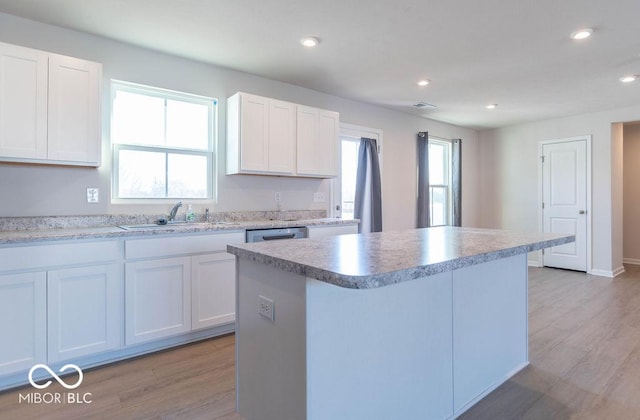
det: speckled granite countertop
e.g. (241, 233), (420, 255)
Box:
(0, 211), (357, 245)
(227, 227), (575, 289)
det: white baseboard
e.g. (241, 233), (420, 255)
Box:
(589, 267), (625, 278)
(589, 269), (614, 278)
(613, 266), (626, 277)
(623, 258), (640, 266)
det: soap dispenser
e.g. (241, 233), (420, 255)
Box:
(186, 204), (196, 222)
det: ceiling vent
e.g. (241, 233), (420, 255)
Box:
(413, 102), (437, 110)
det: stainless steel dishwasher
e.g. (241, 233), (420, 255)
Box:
(245, 227), (308, 242)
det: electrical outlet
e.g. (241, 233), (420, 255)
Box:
(274, 192), (281, 202)
(313, 192), (325, 202)
(86, 188), (99, 203)
(259, 295), (275, 322)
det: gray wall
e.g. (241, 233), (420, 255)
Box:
(478, 105), (640, 276)
(0, 12), (479, 232)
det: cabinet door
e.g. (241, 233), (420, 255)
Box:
(268, 99), (296, 174)
(316, 110), (339, 177)
(0, 272), (46, 376)
(0, 42), (48, 160)
(47, 54), (101, 165)
(239, 93), (269, 172)
(296, 106), (339, 177)
(125, 257), (192, 345)
(296, 105), (319, 176)
(47, 264), (121, 363)
(192, 253), (236, 330)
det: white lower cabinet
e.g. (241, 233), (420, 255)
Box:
(192, 253), (236, 330)
(123, 232), (244, 346)
(125, 257), (192, 345)
(47, 264), (121, 363)
(0, 240), (120, 379)
(307, 223), (358, 239)
(0, 272), (47, 376)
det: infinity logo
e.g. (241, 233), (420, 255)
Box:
(28, 364), (84, 390)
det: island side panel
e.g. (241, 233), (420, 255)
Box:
(236, 259), (307, 420)
(305, 272), (454, 420)
(452, 253), (528, 415)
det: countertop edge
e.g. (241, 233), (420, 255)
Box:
(0, 218), (358, 245)
(227, 232), (575, 289)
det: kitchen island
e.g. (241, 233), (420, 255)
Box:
(227, 227), (574, 420)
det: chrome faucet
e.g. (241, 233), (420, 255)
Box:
(168, 201), (183, 222)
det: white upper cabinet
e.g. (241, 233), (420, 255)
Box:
(227, 92), (295, 175)
(296, 106), (339, 177)
(227, 92), (338, 178)
(0, 43), (48, 160)
(47, 54), (101, 165)
(0, 42), (102, 167)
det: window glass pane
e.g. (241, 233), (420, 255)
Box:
(430, 186), (447, 226)
(166, 100), (209, 150)
(112, 91), (165, 146)
(118, 149), (166, 198)
(167, 154), (208, 198)
(429, 143), (445, 185)
(341, 140), (360, 219)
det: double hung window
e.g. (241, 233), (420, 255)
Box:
(428, 138), (452, 226)
(111, 81), (216, 199)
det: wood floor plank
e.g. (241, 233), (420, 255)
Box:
(462, 265), (640, 419)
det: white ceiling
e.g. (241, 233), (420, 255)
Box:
(0, 0), (638, 130)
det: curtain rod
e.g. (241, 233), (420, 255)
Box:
(427, 134), (455, 142)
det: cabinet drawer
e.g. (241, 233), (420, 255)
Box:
(307, 224), (358, 239)
(0, 240), (119, 272)
(125, 232), (244, 260)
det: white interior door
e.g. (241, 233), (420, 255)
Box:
(541, 139), (588, 271)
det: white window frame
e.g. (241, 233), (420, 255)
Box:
(110, 80), (217, 202)
(428, 137), (453, 227)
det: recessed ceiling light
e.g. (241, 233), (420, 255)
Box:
(417, 79), (430, 87)
(300, 37), (319, 47)
(620, 75), (637, 83)
(486, 104), (498, 109)
(571, 28), (593, 40)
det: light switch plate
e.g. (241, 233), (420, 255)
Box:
(87, 188), (99, 203)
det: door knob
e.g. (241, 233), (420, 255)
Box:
(579, 210), (586, 215)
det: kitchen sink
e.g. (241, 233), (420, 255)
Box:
(118, 222), (210, 230)
(118, 221), (239, 230)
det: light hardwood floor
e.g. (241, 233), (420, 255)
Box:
(0, 335), (242, 420)
(2, 266), (640, 419)
(461, 265), (640, 419)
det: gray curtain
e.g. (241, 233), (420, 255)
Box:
(354, 137), (382, 233)
(452, 139), (462, 227)
(416, 132), (430, 228)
